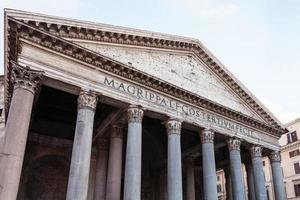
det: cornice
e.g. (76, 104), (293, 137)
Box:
(281, 140), (300, 151)
(16, 18), (284, 129)
(5, 17), (286, 136)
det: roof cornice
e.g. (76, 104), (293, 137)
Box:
(9, 13), (283, 129)
(4, 12), (286, 136)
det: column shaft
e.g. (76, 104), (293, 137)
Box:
(66, 91), (98, 200)
(269, 151), (286, 200)
(105, 125), (123, 200)
(228, 138), (246, 200)
(186, 160), (195, 200)
(250, 146), (267, 200)
(224, 167), (233, 200)
(200, 129), (218, 200)
(123, 105), (144, 200)
(246, 163), (256, 200)
(0, 64), (43, 200)
(93, 139), (108, 200)
(166, 119), (183, 200)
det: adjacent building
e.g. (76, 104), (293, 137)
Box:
(280, 118), (300, 199)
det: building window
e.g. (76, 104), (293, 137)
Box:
(217, 176), (220, 181)
(290, 149), (300, 158)
(217, 184), (222, 193)
(263, 161), (265, 166)
(295, 184), (300, 197)
(294, 163), (300, 174)
(287, 131), (298, 143)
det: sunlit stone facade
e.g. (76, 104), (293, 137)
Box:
(0, 9), (287, 200)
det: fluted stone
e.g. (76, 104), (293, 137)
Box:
(0, 63), (43, 200)
(200, 129), (218, 200)
(269, 151), (286, 200)
(93, 139), (108, 200)
(105, 125), (123, 200)
(227, 138), (246, 200)
(250, 146), (267, 200)
(123, 105), (144, 200)
(66, 90), (98, 200)
(166, 119), (183, 200)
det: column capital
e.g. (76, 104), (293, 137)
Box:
(127, 105), (144, 123)
(78, 90), (98, 110)
(111, 125), (123, 138)
(12, 62), (44, 94)
(269, 151), (281, 163)
(166, 118), (182, 135)
(97, 138), (108, 150)
(200, 129), (214, 143)
(227, 138), (241, 151)
(250, 145), (262, 158)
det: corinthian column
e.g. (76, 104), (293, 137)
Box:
(105, 125), (123, 200)
(123, 105), (144, 200)
(269, 151), (286, 200)
(93, 139), (108, 200)
(0, 63), (43, 200)
(245, 162), (256, 200)
(166, 119), (183, 200)
(250, 145), (267, 200)
(66, 90), (98, 200)
(185, 160), (195, 200)
(200, 129), (218, 200)
(227, 138), (246, 200)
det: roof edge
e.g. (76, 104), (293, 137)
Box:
(4, 8), (285, 130)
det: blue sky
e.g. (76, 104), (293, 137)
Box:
(1, 0), (300, 124)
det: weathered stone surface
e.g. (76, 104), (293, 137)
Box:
(75, 42), (262, 121)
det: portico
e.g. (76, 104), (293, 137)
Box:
(0, 9), (287, 200)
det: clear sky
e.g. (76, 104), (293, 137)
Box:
(1, 0), (300, 124)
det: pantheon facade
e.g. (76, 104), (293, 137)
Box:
(0, 9), (287, 200)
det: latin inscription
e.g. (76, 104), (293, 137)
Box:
(104, 77), (255, 137)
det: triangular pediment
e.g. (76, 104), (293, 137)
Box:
(72, 41), (264, 121)
(4, 9), (286, 134)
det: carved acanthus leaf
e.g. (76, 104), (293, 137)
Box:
(127, 105), (144, 123)
(78, 90), (98, 110)
(11, 61), (44, 94)
(166, 119), (182, 135)
(250, 146), (262, 158)
(200, 129), (214, 143)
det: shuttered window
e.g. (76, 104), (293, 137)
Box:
(290, 149), (300, 157)
(287, 131), (298, 143)
(295, 184), (300, 196)
(294, 163), (300, 174)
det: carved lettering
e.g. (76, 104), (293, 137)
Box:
(104, 76), (256, 138)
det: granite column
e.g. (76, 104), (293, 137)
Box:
(0, 63), (43, 200)
(200, 129), (218, 200)
(245, 162), (256, 200)
(105, 125), (123, 200)
(269, 151), (286, 200)
(66, 90), (98, 200)
(224, 167), (233, 200)
(166, 119), (183, 200)
(250, 146), (267, 200)
(227, 138), (246, 200)
(123, 105), (144, 200)
(93, 139), (108, 200)
(185, 160), (195, 200)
